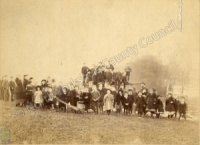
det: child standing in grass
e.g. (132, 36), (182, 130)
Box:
(34, 86), (43, 108)
(123, 91), (130, 115)
(178, 97), (187, 121)
(156, 95), (164, 118)
(135, 91), (146, 117)
(165, 93), (175, 119)
(115, 89), (123, 115)
(104, 89), (114, 115)
(174, 94), (179, 118)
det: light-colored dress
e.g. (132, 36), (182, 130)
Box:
(104, 94), (114, 111)
(34, 91), (43, 104)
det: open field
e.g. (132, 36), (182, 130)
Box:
(0, 101), (199, 144)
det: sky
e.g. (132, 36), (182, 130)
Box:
(0, 0), (199, 87)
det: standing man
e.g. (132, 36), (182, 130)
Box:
(91, 85), (100, 114)
(124, 63), (132, 82)
(97, 62), (105, 84)
(98, 83), (106, 113)
(3, 75), (10, 101)
(23, 75), (29, 91)
(15, 75), (24, 106)
(81, 63), (89, 86)
(140, 82), (148, 114)
(9, 76), (16, 101)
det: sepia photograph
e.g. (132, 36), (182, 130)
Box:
(0, 0), (199, 144)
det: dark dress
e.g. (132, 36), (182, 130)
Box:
(174, 99), (179, 112)
(123, 97), (131, 112)
(156, 98), (164, 113)
(128, 95), (134, 113)
(146, 93), (157, 112)
(165, 97), (175, 112)
(14, 78), (24, 100)
(115, 93), (123, 109)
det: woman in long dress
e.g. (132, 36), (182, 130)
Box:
(104, 89), (114, 115)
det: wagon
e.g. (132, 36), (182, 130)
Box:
(56, 97), (85, 113)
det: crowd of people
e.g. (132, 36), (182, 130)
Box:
(81, 61), (132, 88)
(0, 72), (187, 120)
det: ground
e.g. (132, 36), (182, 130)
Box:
(0, 101), (199, 144)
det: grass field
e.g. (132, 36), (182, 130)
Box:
(0, 101), (199, 144)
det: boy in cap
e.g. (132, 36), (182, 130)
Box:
(135, 91), (146, 117)
(165, 92), (175, 119)
(123, 91), (131, 115)
(178, 97), (187, 121)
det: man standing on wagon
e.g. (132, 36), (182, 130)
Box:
(124, 63), (132, 82)
(81, 63), (89, 86)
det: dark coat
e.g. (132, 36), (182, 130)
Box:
(165, 97), (175, 112)
(128, 95), (134, 103)
(156, 99), (164, 113)
(14, 78), (24, 100)
(174, 99), (179, 111)
(81, 92), (91, 110)
(115, 93), (123, 105)
(59, 92), (70, 103)
(178, 103), (187, 114)
(135, 96), (146, 112)
(146, 93), (157, 111)
(98, 88), (106, 102)
(70, 90), (80, 106)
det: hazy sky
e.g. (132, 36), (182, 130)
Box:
(0, 0), (199, 85)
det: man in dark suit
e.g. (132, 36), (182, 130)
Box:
(81, 63), (89, 86)
(9, 76), (16, 101)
